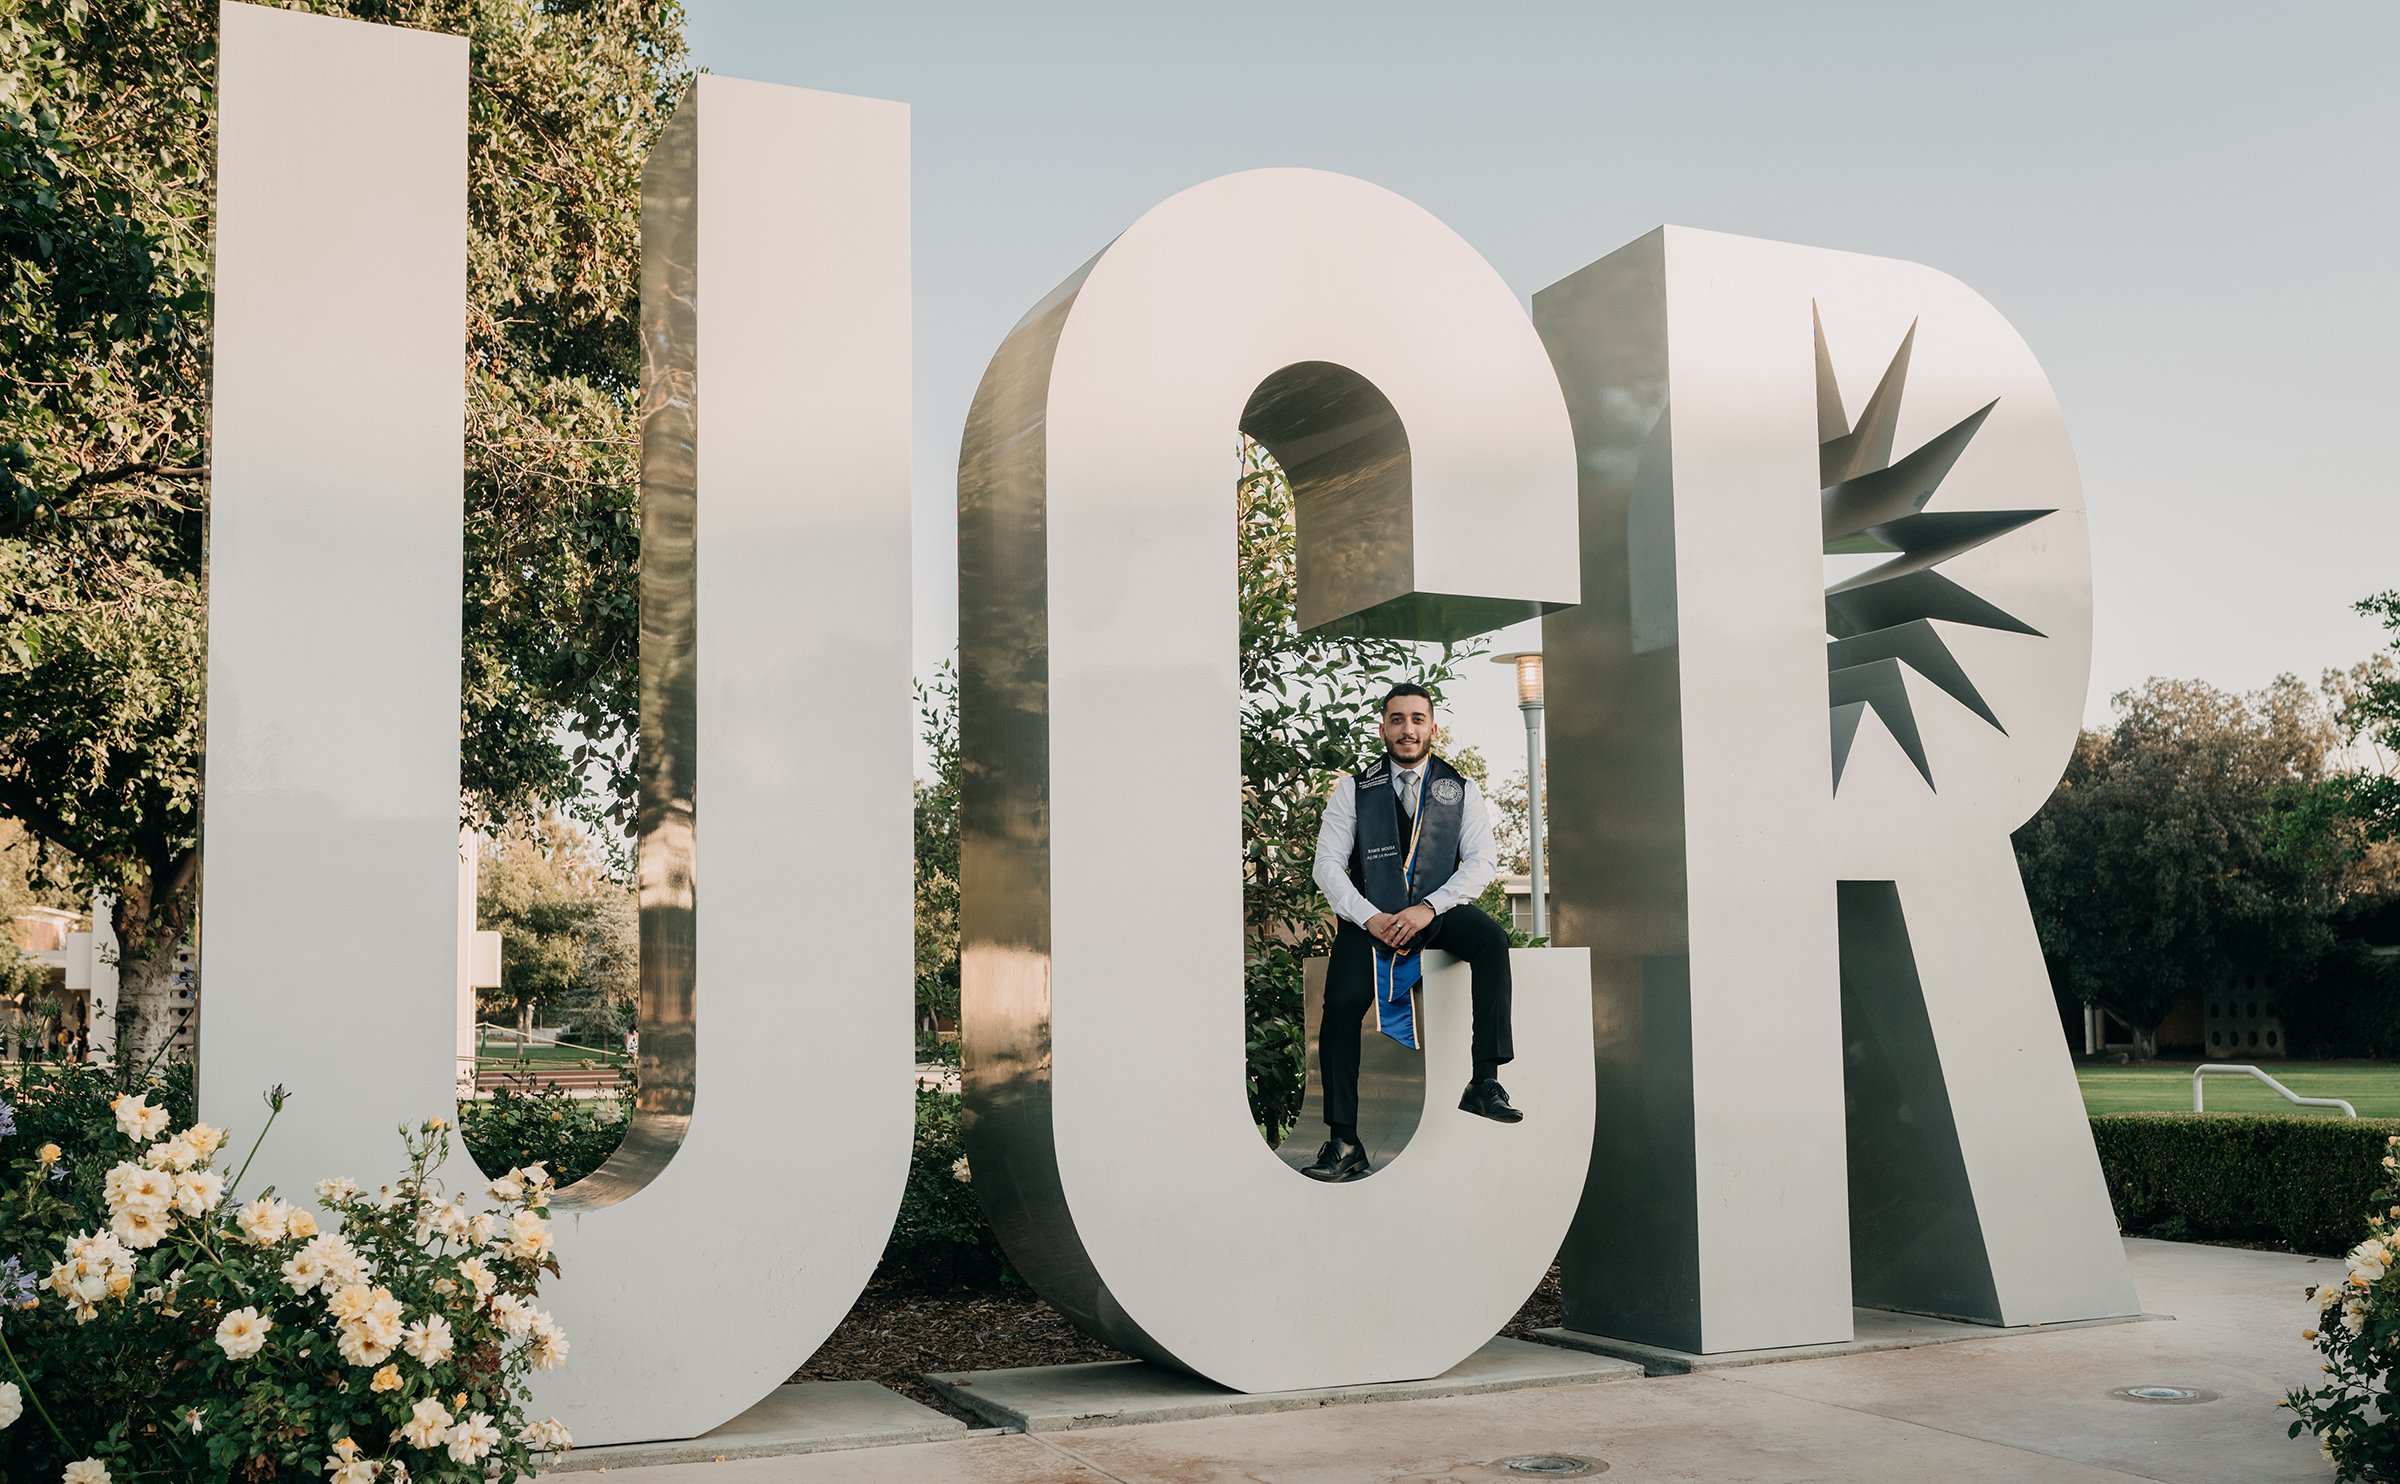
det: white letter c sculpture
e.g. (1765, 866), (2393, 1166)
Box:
(957, 169), (1595, 1391)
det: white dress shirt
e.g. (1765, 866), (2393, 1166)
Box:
(1310, 758), (1499, 930)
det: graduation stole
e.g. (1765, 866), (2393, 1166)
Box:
(1373, 805), (1431, 1050)
(1348, 753), (1468, 1051)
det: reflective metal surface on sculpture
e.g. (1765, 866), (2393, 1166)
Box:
(957, 169), (1594, 1392)
(201, 6), (915, 1444)
(1533, 227), (2134, 1353)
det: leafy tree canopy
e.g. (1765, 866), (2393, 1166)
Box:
(2330, 593), (2400, 841)
(0, 0), (687, 1060)
(477, 813), (636, 1043)
(2015, 673), (2372, 1051)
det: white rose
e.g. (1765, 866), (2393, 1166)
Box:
(488, 1293), (536, 1338)
(109, 1207), (173, 1251)
(402, 1314), (454, 1366)
(281, 1250), (327, 1295)
(216, 1307), (271, 1360)
(144, 1135), (199, 1172)
(105, 1165), (174, 1218)
(397, 1398), (452, 1450)
(110, 1093), (169, 1142)
(64, 1461), (113, 1484)
(320, 1241), (373, 1288)
(174, 1170), (226, 1217)
(527, 1312), (570, 1370)
(336, 1324), (395, 1369)
(233, 1199), (290, 1246)
(0, 1380), (20, 1430)
(358, 1291), (405, 1347)
(446, 1412), (500, 1464)
(327, 1284), (376, 1323)
(504, 1210), (554, 1263)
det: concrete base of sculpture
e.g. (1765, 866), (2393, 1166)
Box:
(540, 1380), (968, 1469)
(1535, 1306), (2162, 1376)
(922, 1337), (1639, 1432)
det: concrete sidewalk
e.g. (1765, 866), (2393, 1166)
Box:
(565, 1239), (2335, 1483)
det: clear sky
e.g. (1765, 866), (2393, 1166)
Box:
(685, 0), (2397, 774)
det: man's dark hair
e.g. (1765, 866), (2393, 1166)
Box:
(1379, 682), (1435, 716)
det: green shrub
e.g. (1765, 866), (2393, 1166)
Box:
(2285, 1137), (2400, 1480)
(875, 1089), (1012, 1290)
(2, 1080), (570, 1478)
(2, 1059), (196, 1212)
(2090, 1111), (2400, 1253)
(458, 1078), (631, 1187)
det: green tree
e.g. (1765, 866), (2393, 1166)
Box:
(0, 0), (687, 1063)
(1483, 759), (1545, 879)
(2014, 675), (2360, 1058)
(913, 661), (961, 1052)
(0, 821), (66, 1052)
(476, 814), (636, 1044)
(2331, 593), (2400, 839)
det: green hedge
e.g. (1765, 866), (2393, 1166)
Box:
(2091, 1112), (2400, 1254)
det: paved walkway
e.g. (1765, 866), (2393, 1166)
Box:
(576, 1239), (2334, 1483)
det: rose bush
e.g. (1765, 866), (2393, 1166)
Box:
(457, 1077), (629, 1189)
(2287, 1132), (2400, 1478)
(1, 1077), (573, 1481)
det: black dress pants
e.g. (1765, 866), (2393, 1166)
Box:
(1320, 902), (1514, 1132)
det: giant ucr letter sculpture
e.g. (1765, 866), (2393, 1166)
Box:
(957, 169), (1597, 1391)
(200, 5), (913, 1443)
(1534, 227), (2136, 1353)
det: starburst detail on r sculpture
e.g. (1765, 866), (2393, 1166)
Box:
(1816, 306), (2055, 788)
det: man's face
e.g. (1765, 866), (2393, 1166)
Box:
(1380, 695), (1437, 763)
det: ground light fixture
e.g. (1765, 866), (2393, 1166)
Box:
(1490, 650), (1548, 939)
(2109, 1385), (2215, 1404)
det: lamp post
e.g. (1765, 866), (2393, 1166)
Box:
(1490, 650), (1546, 939)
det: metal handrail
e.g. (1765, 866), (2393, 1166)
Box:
(2191, 1063), (2356, 1118)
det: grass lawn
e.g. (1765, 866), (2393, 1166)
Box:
(2078, 1061), (2400, 1119)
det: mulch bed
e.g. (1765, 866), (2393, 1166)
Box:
(794, 1265), (1567, 1421)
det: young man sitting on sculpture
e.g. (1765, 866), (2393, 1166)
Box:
(1301, 682), (1520, 1184)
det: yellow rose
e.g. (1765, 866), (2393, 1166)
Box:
(35, 1144), (60, 1166)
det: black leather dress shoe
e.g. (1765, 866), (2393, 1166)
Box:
(1459, 1078), (1525, 1124)
(1300, 1136), (1371, 1182)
